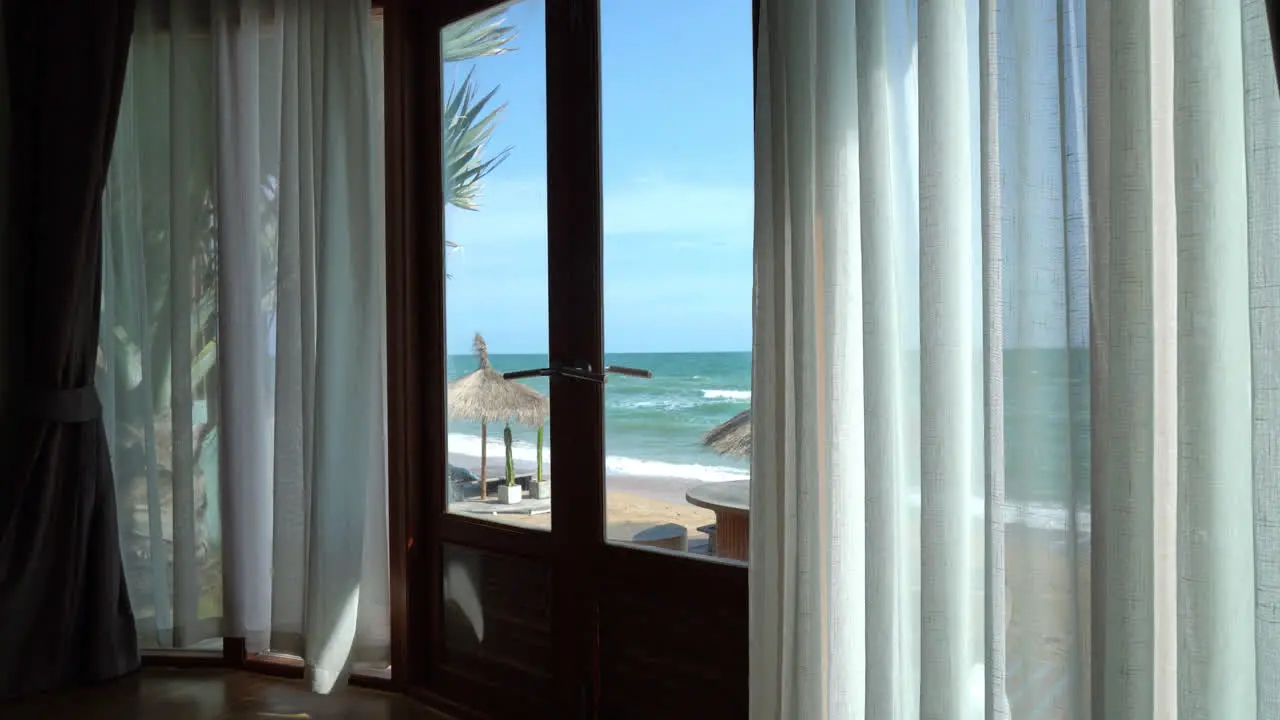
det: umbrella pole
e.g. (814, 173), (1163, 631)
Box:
(480, 422), (488, 500)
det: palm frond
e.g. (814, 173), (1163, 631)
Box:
(441, 8), (517, 62)
(194, 287), (218, 335)
(444, 67), (513, 211)
(110, 325), (145, 390)
(191, 339), (218, 390)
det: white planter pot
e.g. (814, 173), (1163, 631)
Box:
(530, 481), (551, 500)
(497, 484), (522, 505)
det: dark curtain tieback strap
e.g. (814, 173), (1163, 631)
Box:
(28, 385), (103, 423)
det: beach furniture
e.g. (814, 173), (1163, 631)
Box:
(447, 463), (478, 503)
(447, 334), (549, 500)
(607, 522), (689, 553)
(696, 524), (718, 555)
(685, 479), (750, 561)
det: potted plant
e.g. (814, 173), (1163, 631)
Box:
(497, 423), (522, 504)
(528, 424), (550, 499)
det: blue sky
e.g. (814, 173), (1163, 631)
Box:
(444, 0), (754, 355)
(441, 0), (1089, 356)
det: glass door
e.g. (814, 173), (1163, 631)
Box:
(391, 0), (612, 716)
(509, 0), (754, 715)
(389, 0), (749, 716)
(387, 0), (575, 716)
(592, 1), (752, 716)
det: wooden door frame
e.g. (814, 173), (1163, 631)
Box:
(384, 0), (601, 716)
(382, 0), (436, 696)
(544, 0), (606, 715)
(385, 1), (749, 717)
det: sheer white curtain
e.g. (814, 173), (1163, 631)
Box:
(750, 0), (1279, 717)
(99, 0), (388, 693)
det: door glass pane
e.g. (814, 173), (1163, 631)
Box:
(601, 1), (754, 562)
(443, 0), (551, 531)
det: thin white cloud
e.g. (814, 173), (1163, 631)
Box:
(605, 176), (752, 238)
(444, 175), (753, 248)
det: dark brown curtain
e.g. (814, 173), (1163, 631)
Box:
(0, 0), (140, 700)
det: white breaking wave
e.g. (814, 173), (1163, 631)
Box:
(618, 398), (702, 411)
(446, 432), (1090, 532)
(447, 432), (750, 484)
(702, 389), (751, 401)
(904, 492), (1093, 535)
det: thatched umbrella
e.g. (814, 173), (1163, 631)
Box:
(448, 333), (549, 499)
(702, 409), (751, 458)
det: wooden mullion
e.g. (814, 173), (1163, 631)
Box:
(544, 0), (606, 716)
(383, 0), (443, 692)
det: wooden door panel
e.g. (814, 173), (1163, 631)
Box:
(598, 547), (748, 718)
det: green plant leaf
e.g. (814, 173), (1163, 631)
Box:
(444, 68), (513, 211)
(191, 339), (217, 390)
(112, 325), (145, 390)
(441, 8), (517, 62)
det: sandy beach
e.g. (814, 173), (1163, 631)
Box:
(448, 451), (716, 536)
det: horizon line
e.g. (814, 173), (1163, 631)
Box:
(446, 348), (753, 356)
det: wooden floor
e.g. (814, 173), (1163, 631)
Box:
(2, 668), (454, 719)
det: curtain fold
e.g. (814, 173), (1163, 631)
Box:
(751, 0), (1278, 718)
(917, 0), (981, 712)
(100, 0), (388, 693)
(1086, 0), (1176, 714)
(0, 0), (141, 700)
(1171, 0), (1255, 713)
(1244, 3), (1280, 718)
(1268, 0), (1280, 85)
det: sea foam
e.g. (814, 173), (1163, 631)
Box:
(446, 432), (1088, 533)
(701, 389), (751, 401)
(447, 432), (750, 484)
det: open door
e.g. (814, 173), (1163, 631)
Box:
(389, 0), (599, 716)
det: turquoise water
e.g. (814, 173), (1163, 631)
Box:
(448, 348), (1092, 509)
(447, 351), (754, 483)
(195, 348), (1087, 534)
(190, 349), (1087, 540)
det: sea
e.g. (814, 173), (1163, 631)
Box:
(448, 351), (755, 484)
(184, 348), (1088, 539)
(448, 348), (1094, 532)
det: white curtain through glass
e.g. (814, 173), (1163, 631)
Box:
(98, 0), (389, 693)
(750, 0), (1279, 718)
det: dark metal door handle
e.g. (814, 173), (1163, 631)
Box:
(602, 365), (652, 379)
(502, 362), (653, 383)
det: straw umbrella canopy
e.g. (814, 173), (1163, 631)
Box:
(702, 409), (751, 458)
(448, 333), (549, 498)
